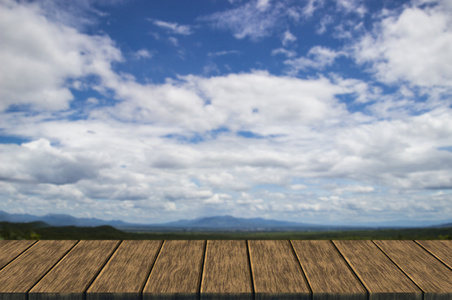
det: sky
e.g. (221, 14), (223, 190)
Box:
(0, 0), (452, 226)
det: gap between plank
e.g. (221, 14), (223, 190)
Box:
(331, 240), (370, 300)
(289, 240), (313, 300)
(0, 240), (38, 272)
(329, 240), (369, 300)
(413, 240), (452, 271)
(82, 240), (124, 300)
(197, 240), (208, 300)
(371, 240), (425, 300)
(26, 240), (81, 300)
(245, 240), (255, 300)
(140, 239), (165, 300)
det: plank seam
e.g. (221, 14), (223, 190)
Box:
(331, 240), (371, 300)
(140, 239), (165, 299)
(0, 240), (38, 272)
(414, 240), (452, 271)
(245, 240), (255, 300)
(26, 240), (81, 295)
(82, 240), (124, 300)
(198, 240), (208, 300)
(289, 240), (313, 300)
(372, 240), (425, 300)
(329, 240), (369, 300)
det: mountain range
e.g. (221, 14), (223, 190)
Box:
(0, 210), (450, 231)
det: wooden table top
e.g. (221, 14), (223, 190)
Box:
(0, 240), (450, 300)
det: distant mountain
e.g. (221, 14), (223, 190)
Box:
(0, 210), (135, 227)
(1, 210), (450, 231)
(160, 215), (328, 230)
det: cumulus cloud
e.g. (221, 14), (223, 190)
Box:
(133, 49), (153, 60)
(282, 30), (297, 46)
(1, 0), (452, 224)
(353, 1), (452, 88)
(271, 48), (296, 58)
(0, 0), (121, 111)
(284, 46), (347, 73)
(0, 139), (105, 185)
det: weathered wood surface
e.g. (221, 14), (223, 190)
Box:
(374, 240), (452, 300)
(292, 240), (367, 300)
(333, 240), (423, 300)
(249, 240), (311, 300)
(143, 240), (205, 300)
(201, 240), (253, 300)
(87, 240), (162, 300)
(416, 240), (452, 269)
(29, 240), (120, 300)
(0, 240), (451, 300)
(0, 240), (77, 300)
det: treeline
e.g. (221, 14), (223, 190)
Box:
(1, 221), (451, 240)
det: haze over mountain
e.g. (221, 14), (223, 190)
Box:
(1, 211), (450, 230)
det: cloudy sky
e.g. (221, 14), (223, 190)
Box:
(1, 0), (452, 225)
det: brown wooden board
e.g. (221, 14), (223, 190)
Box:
(374, 240), (452, 300)
(333, 240), (422, 300)
(87, 240), (163, 300)
(201, 240), (253, 300)
(0, 240), (36, 270)
(29, 240), (120, 300)
(248, 240), (310, 300)
(0, 240), (77, 300)
(292, 240), (367, 300)
(143, 240), (205, 300)
(415, 240), (452, 269)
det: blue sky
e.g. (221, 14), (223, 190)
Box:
(1, 0), (452, 225)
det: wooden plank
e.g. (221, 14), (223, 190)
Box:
(201, 240), (253, 300)
(292, 240), (367, 300)
(143, 240), (205, 300)
(333, 240), (422, 300)
(0, 240), (36, 270)
(415, 240), (452, 269)
(0, 240), (77, 300)
(29, 240), (120, 300)
(87, 240), (163, 300)
(374, 240), (452, 300)
(248, 240), (310, 300)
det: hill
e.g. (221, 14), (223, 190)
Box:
(0, 221), (451, 240)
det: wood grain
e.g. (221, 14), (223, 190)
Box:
(0, 240), (36, 270)
(201, 240), (252, 300)
(333, 240), (422, 300)
(374, 240), (452, 300)
(29, 240), (120, 300)
(415, 240), (452, 269)
(291, 240), (367, 300)
(87, 240), (163, 300)
(143, 240), (205, 300)
(0, 240), (77, 300)
(248, 240), (310, 300)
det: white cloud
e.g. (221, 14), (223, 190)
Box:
(335, 0), (367, 17)
(133, 49), (152, 60)
(207, 50), (240, 57)
(282, 30), (297, 46)
(353, 1), (452, 88)
(152, 20), (193, 35)
(0, 0), (121, 111)
(302, 0), (324, 18)
(271, 48), (296, 58)
(1, 0), (452, 224)
(284, 46), (346, 73)
(200, 0), (290, 40)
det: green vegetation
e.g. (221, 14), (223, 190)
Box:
(1, 221), (451, 240)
